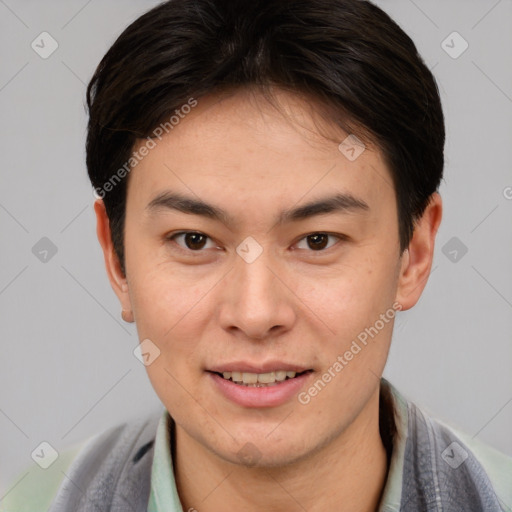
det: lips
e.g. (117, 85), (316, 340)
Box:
(206, 361), (314, 406)
(208, 369), (313, 407)
(207, 362), (311, 374)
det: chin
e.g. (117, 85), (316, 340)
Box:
(212, 430), (312, 469)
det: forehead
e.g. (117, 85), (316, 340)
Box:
(126, 88), (395, 221)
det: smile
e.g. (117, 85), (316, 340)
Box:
(208, 370), (314, 407)
(218, 370), (308, 386)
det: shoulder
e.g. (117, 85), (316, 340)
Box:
(381, 380), (512, 511)
(0, 409), (163, 512)
(434, 416), (512, 508)
(401, 391), (512, 511)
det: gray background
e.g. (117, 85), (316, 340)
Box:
(1, 0), (511, 496)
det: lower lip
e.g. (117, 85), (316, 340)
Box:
(208, 371), (312, 408)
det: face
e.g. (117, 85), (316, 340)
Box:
(97, 87), (438, 467)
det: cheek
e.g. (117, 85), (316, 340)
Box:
(129, 285), (194, 395)
(292, 251), (399, 373)
(297, 260), (395, 332)
(131, 270), (211, 410)
(129, 264), (210, 336)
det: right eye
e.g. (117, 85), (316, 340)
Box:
(166, 231), (218, 252)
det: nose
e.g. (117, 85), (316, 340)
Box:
(217, 250), (296, 341)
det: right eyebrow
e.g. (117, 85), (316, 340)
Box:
(146, 191), (234, 226)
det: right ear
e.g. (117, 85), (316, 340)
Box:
(94, 198), (133, 319)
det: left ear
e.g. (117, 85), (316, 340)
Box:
(395, 192), (443, 311)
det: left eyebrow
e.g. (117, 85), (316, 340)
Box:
(145, 191), (370, 227)
(277, 193), (370, 224)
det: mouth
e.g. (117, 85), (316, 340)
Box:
(209, 369), (313, 387)
(207, 368), (314, 408)
(206, 362), (314, 407)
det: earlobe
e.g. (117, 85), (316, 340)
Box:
(121, 309), (134, 323)
(395, 192), (443, 310)
(93, 199), (133, 319)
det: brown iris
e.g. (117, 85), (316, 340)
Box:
(306, 233), (329, 250)
(184, 232), (208, 250)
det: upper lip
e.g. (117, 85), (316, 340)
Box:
(208, 361), (311, 374)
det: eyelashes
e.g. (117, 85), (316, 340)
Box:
(166, 231), (346, 254)
(295, 233), (342, 251)
(169, 232), (216, 251)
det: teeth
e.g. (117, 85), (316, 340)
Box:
(219, 370), (299, 385)
(242, 372), (258, 384)
(256, 372), (274, 384)
(275, 371), (287, 381)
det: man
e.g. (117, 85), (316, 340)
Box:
(3, 0), (511, 511)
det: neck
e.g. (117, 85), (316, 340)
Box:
(173, 387), (389, 512)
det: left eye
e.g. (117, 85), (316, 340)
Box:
(170, 232), (217, 251)
(296, 233), (341, 251)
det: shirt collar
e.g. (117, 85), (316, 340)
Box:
(377, 378), (409, 511)
(147, 407), (183, 512)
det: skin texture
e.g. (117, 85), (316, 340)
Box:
(95, 87), (442, 511)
